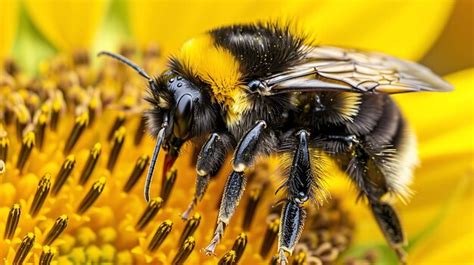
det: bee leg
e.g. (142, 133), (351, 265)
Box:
(181, 132), (234, 220)
(346, 143), (407, 263)
(205, 120), (270, 255)
(277, 130), (313, 264)
(369, 199), (407, 264)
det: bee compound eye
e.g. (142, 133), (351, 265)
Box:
(247, 80), (266, 92)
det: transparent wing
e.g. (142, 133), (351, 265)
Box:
(260, 46), (453, 95)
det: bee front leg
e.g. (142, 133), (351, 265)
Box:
(205, 120), (273, 255)
(182, 132), (235, 220)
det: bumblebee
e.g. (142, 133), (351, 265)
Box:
(99, 22), (452, 264)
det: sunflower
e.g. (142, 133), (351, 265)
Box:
(1, 0), (473, 264)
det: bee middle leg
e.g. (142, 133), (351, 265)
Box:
(277, 129), (316, 264)
(205, 120), (275, 254)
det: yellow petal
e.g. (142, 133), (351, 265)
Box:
(408, 175), (473, 264)
(128, 0), (453, 60)
(24, 0), (110, 52)
(395, 68), (474, 142)
(0, 0), (19, 60)
(290, 0), (454, 60)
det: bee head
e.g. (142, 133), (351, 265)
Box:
(147, 73), (205, 152)
(97, 51), (218, 201)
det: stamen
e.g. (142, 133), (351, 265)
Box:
(50, 99), (62, 131)
(15, 107), (29, 141)
(160, 168), (177, 205)
(35, 113), (47, 150)
(51, 155), (76, 196)
(135, 197), (163, 231)
(39, 246), (56, 265)
(107, 112), (126, 141)
(107, 126), (126, 171)
(178, 213), (201, 247)
(232, 232), (248, 263)
(0, 127), (9, 161)
(13, 233), (35, 265)
(123, 155), (149, 192)
(4, 204), (21, 240)
(43, 215), (69, 245)
(64, 112), (89, 154)
(79, 143), (102, 185)
(148, 220), (173, 252)
(30, 173), (52, 217)
(87, 95), (100, 127)
(260, 217), (280, 258)
(242, 185), (266, 231)
(172, 237), (195, 265)
(218, 250), (236, 265)
(77, 177), (106, 214)
(134, 116), (146, 145)
(16, 131), (35, 171)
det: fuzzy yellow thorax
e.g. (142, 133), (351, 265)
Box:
(177, 34), (250, 125)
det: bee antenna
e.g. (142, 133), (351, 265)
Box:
(98, 51), (158, 89)
(144, 115), (169, 202)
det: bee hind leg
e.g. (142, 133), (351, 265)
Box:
(181, 132), (234, 220)
(205, 120), (274, 255)
(346, 142), (407, 264)
(369, 199), (407, 264)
